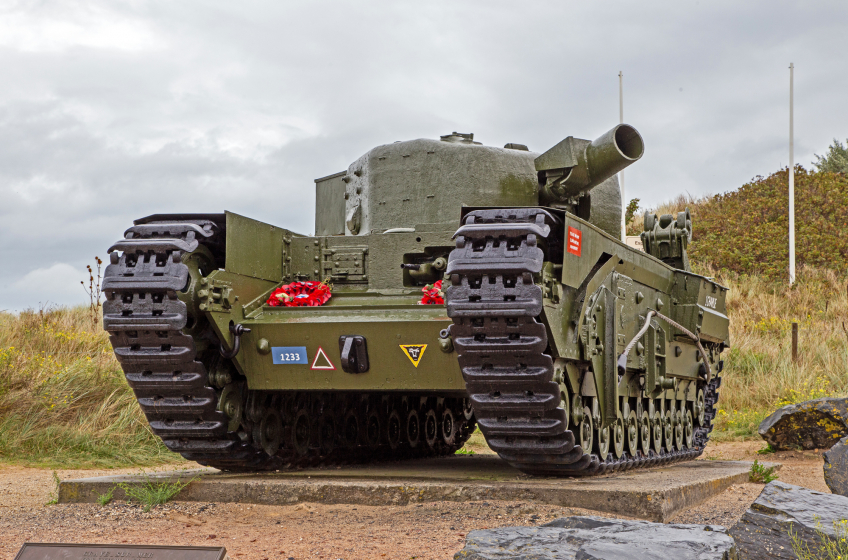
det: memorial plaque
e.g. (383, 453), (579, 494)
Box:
(14, 543), (227, 560)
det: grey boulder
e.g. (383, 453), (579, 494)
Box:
(729, 481), (848, 559)
(824, 436), (848, 496)
(454, 516), (737, 560)
(758, 397), (848, 450)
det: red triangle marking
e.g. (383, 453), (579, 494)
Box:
(311, 347), (336, 370)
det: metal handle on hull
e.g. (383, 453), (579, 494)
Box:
(220, 323), (251, 359)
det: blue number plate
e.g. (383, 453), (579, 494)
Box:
(272, 346), (308, 364)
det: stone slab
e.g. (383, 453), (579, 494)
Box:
(14, 543), (227, 560)
(58, 456), (780, 522)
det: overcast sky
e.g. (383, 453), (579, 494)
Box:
(1, 0), (845, 311)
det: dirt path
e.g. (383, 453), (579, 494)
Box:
(0, 441), (828, 560)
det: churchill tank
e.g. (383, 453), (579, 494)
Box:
(103, 124), (728, 475)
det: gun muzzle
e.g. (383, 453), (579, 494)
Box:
(537, 124), (644, 204)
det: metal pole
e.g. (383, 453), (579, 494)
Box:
(619, 71), (625, 242)
(791, 321), (798, 363)
(789, 63), (795, 285)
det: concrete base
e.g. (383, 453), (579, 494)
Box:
(58, 456), (779, 522)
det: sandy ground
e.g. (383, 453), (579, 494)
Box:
(0, 441), (829, 560)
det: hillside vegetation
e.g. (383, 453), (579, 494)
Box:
(0, 306), (178, 468)
(630, 167), (848, 279)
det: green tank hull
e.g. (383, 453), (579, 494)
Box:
(103, 125), (728, 474)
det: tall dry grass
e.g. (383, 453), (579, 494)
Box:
(0, 305), (180, 468)
(708, 266), (848, 439)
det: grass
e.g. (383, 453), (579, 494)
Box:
(0, 305), (182, 469)
(749, 459), (778, 483)
(97, 486), (115, 506)
(117, 474), (198, 512)
(46, 471), (60, 505)
(704, 266), (848, 440)
(791, 518), (848, 560)
(454, 447), (475, 455)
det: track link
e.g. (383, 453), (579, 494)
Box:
(445, 208), (720, 476)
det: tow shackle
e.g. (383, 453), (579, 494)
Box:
(220, 323), (251, 359)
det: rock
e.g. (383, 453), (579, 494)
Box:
(823, 436), (848, 496)
(758, 397), (848, 450)
(454, 515), (737, 560)
(729, 481), (848, 560)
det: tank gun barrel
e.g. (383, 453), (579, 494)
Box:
(536, 124), (644, 204)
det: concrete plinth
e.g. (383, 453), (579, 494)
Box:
(58, 456), (778, 522)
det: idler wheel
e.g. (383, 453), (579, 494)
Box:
(441, 408), (456, 446)
(462, 398), (474, 421)
(406, 409), (421, 449)
(579, 413), (593, 453)
(291, 408), (311, 456)
(219, 384), (244, 432)
(674, 409), (684, 451)
(639, 411), (651, 455)
(613, 417), (625, 459)
(424, 409), (438, 449)
(365, 409), (381, 450)
(319, 411), (336, 455)
(342, 410), (359, 449)
(596, 424), (610, 461)
(651, 413), (663, 453)
(626, 410), (639, 457)
(695, 389), (706, 426)
(258, 409), (283, 456)
(663, 409), (674, 452)
(684, 409), (694, 449)
(559, 391), (570, 431)
(387, 410), (402, 450)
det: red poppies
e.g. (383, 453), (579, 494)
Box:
(420, 279), (444, 305)
(267, 281), (332, 307)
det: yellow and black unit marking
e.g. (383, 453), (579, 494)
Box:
(400, 344), (427, 368)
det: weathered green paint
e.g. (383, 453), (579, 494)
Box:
(225, 212), (288, 282)
(314, 171), (346, 237)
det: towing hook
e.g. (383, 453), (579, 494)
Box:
(220, 323), (251, 359)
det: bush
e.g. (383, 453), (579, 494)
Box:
(687, 167), (848, 279)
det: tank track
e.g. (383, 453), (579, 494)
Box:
(103, 218), (474, 471)
(445, 208), (720, 476)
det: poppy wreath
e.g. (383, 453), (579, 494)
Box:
(267, 280), (332, 307)
(420, 279), (444, 305)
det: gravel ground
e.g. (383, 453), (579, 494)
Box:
(0, 441), (828, 560)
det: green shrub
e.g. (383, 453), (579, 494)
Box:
(749, 459), (778, 483)
(118, 474), (198, 513)
(688, 167), (848, 279)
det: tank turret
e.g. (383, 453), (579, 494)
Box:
(315, 125), (642, 240)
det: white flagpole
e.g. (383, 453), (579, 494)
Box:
(619, 71), (626, 242)
(789, 63), (795, 285)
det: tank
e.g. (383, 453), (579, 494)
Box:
(102, 124), (728, 476)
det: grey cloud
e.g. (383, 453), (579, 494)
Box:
(1, 0), (846, 310)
